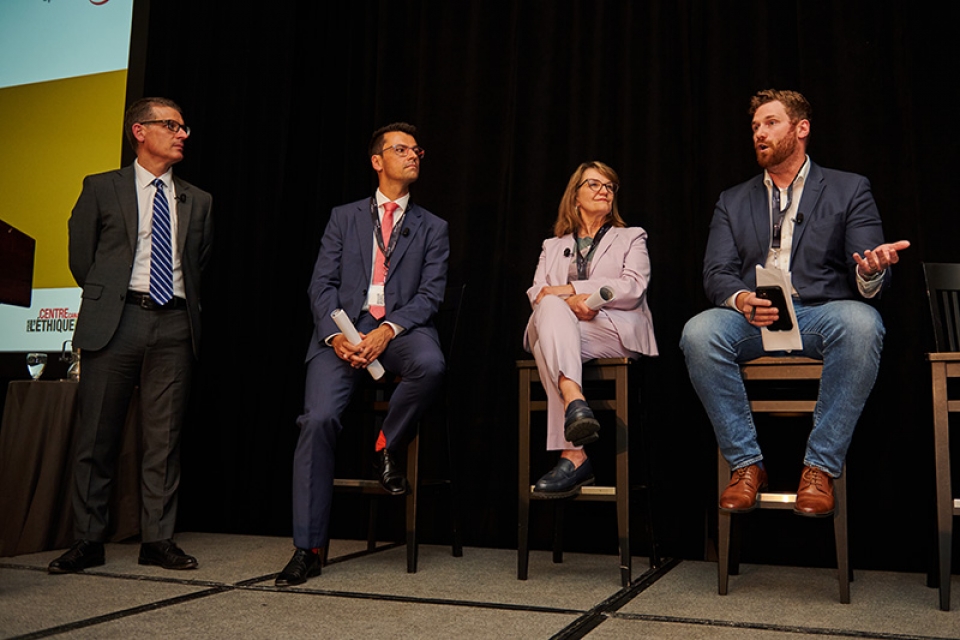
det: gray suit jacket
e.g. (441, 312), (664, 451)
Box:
(68, 164), (214, 357)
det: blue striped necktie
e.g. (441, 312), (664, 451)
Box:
(149, 178), (174, 305)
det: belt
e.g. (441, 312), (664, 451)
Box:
(125, 291), (187, 310)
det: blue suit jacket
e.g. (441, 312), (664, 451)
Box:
(703, 160), (888, 306)
(305, 197), (449, 362)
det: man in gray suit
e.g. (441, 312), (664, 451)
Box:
(49, 97), (213, 573)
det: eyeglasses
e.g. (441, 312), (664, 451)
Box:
(577, 178), (619, 195)
(380, 144), (425, 159)
(139, 119), (191, 136)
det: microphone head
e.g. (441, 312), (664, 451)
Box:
(402, 228), (410, 237)
(796, 213), (804, 223)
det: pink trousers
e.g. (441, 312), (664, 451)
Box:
(526, 296), (636, 450)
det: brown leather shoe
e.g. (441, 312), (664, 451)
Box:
(794, 466), (834, 517)
(719, 464), (768, 513)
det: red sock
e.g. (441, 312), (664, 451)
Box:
(375, 431), (387, 452)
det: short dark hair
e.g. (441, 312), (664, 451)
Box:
(749, 89), (812, 123)
(123, 97), (183, 150)
(369, 122), (418, 157)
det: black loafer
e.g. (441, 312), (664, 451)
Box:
(275, 548), (323, 587)
(533, 458), (595, 498)
(376, 449), (410, 495)
(48, 540), (105, 574)
(138, 539), (198, 570)
(564, 399), (600, 446)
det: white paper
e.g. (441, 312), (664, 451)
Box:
(755, 265), (802, 352)
(330, 309), (386, 379)
(585, 286), (615, 310)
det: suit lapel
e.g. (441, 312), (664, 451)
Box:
(173, 176), (193, 255)
(113, 165), (139, 256)
(749, 177), (770, 257)
(385, 202), (422, 282)
(550, 234), (574, 283)
(791, 162), (824, 257)
(355, 198), (375, 280)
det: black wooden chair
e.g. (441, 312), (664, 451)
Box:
(923, 262), (960, 610)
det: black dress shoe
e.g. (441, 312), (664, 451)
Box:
(48, 540), (105, 574)
(138, 539), (198, 570)
(275, 548), (322, 587)
(533, 458), (595, 498)
(376, 448), (410, 495)
(564, 399), (600, 446)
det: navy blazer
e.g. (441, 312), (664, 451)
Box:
(703, 160), (887, 306)
(305, 197), (449, 362)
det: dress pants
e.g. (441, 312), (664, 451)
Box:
(72, 304), (193, 543)
(526, 296), (637, 451)
(292, 314), (445, 550)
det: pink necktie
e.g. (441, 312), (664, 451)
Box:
(370, 202), (398, 319)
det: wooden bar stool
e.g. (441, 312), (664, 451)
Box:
(923, 262), (960, 610)
(717, 356), (852, 604)
(517, 357), (649, 587)
(328, 284), (465, 573)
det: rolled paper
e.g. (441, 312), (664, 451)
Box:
(330, 309), (386, 379)
(585, 286), (615, 310)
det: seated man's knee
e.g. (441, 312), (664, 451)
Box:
(832, 301), (885, 346)
(681, 310), (722, 354)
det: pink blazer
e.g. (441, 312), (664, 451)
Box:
(523, 226), (658, 356)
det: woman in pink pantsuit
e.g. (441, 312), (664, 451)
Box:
(523, 162), (658, 497)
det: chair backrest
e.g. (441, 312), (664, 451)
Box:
(923, 262), (960, 352)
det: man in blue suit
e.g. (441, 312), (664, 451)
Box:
(276, 123), (449, 586)
(681, 90), (908, 517)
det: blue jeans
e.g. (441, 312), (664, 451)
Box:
(680, 300), (884, 477)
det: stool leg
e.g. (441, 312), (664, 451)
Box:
(933, 363), (953, 611)
(406, 433), (420, 573)
(518, 368), (532, 580)
(717, 450), (731, 594)
(834, 472), (850, 603)
(616, 400), (631, 587)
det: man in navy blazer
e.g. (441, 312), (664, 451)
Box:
(681, 90), (908, 518)
(50, 98), (213, 574)
(276, 123), (449, 586)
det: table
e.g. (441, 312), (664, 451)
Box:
(0, 380), (141, 557)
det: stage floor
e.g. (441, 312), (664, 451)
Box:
(1, 532), (957, 639)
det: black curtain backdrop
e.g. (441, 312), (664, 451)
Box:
(129, 1), (958, 571)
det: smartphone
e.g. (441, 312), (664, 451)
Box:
(755, 285), (794, 331)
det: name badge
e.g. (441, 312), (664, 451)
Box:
(368, 284), (385, 307)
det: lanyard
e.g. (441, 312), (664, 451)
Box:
(574, 223), (611, 280)
(770, 160), (806, 250)
(369, 197), (405, 266)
